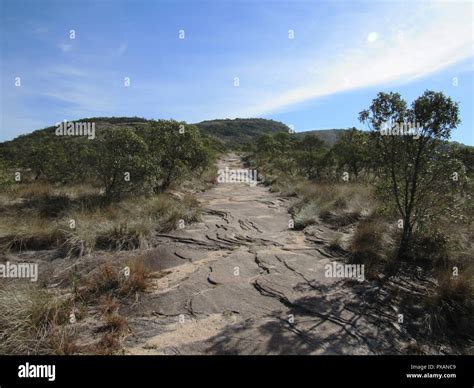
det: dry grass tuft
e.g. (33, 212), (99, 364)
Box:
(102, 313), (127, 333)
(120, 259), (151, 295)
(81, 259), (152, 300)
(424, 268), (474, 342)
(0, 285), (75, 354)
(349, 216), (397, 277)
(289, 182), (373, 230)
(1, 186), (202, 257)
(0, 217), (66, 253)
(94, 332), (122, 355)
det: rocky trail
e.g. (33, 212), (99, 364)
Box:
(124, 154), (417, 355)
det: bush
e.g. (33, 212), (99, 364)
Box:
(138, 121), (213, 192)
(409, 230), (450, 269)
(350, 219), (382, 264)
(424, 269), (474, 342)
(292, 201), (319, 230)
(87, 127), (149, 200)
(0, 158), (14, 193)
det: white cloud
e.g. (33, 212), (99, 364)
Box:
(240, 1), (474, 116)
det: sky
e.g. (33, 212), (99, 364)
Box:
(0, 0), (473, 144)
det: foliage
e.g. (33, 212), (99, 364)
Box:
(359, 91), (463, 258)
(1, 119), (215, 200)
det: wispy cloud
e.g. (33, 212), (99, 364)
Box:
(53, 65), (87, 77)
(237, 1), (473, 116)
(1, 0), (472, 142)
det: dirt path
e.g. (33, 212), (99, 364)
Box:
(125, 154), (412, 355)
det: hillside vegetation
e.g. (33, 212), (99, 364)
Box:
(296, 128), (345, 146)
(0, 119), (220, 354)
(194, 118), (291, 147)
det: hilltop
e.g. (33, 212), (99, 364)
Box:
(0, 117), (347, 151)
(193, 118), (290, 146)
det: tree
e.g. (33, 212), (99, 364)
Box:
(0, 156), (14, 192)
(294, 134), (327, 180)
(271, 131), (298, 175)
(454, 146), (474, 179)
(332, 128), (369, 180)
(5, 130), (85, 183)
(256, 134), (277, 156)
(139, 121), (211, 192)
(19, 137), (57, 181)
(359, 91), (461, 258)
(88, 127), (149, 200)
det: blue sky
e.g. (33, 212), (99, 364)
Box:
(1, 0), (473, 144)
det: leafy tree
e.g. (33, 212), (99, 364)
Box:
(18, 137), (57, 181)
(139, 121), (211, 192)
(271, 132), (298, 174)
(454, 146), (474, 179)
(3, 131), (80, 183)
(87, 127), (149, 200)
(332, 128), (370, 180)
(0, 156), (14, 192)
(294, 134), (327, 180)
(359, 90), (461, 258)
(255, 133), (276, 166)
(256, 134), (277, 155)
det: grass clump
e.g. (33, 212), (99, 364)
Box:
(423, 268), (474, 343)
(288, 182), (373, 230)
(0, 285), (75, 355)
(0, 217), (65, 252)
(349, 216), (397, 278)
(80, 259), (152, 300)
(0, 189), (202, 257)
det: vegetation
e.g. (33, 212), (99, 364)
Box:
(0, 285), (75, 354)
(0, 117), (219, 354)
(195, 118), (291, 147)
(1, 119), (216, 200)
(359, 91), (464, 258)
(248, 90), (473, 350)
(0, 93), (472, 354)
(295, 128), (346, 146)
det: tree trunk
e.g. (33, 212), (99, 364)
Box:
(398, 219), (412, 259)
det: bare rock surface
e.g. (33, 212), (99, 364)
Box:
(125, 154), (418, 355)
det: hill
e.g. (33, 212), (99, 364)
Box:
(194, 118), (290, 146)
(296, 129), (346, 146)
(0, 117), (291, 152)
